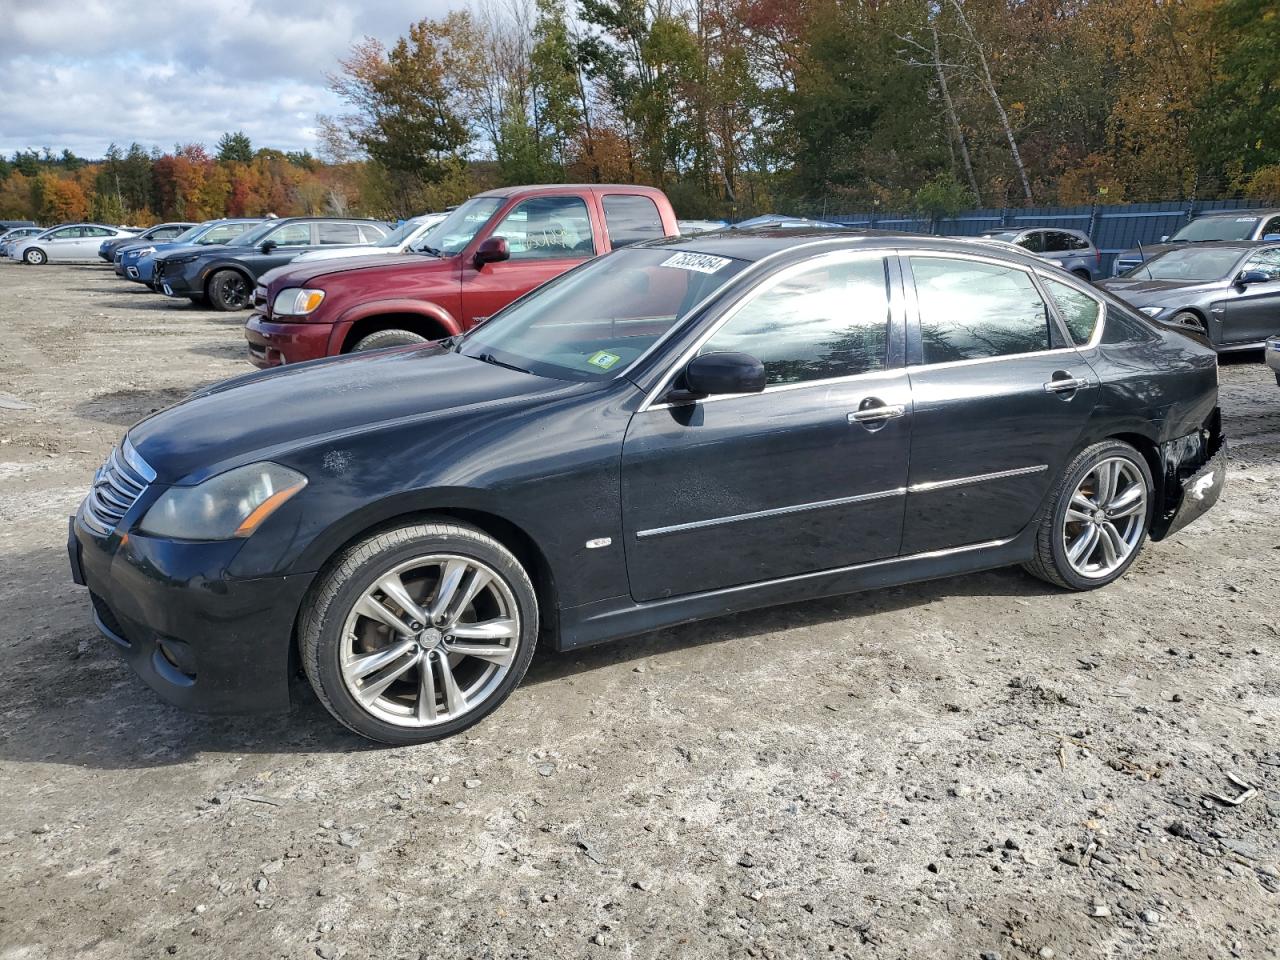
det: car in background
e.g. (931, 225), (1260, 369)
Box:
(1097, 242), (1280, 351)
(153, 217), (390, 310)
(677, 219), (729, 235)
(245, 184), (679, 366)
(100, 222), (197, 262)
(979, 228), (1101, 280)
(0, 226), (43, 256)
(10, 223), (138, 264)
(70, 230), (1224, 744)
(289, 213), (445, 264)
(1111, 209), (1280, 276)
(117, 219), (263, 285)
(1266, 336), (1280, 385)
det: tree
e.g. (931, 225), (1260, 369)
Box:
(216, 131), (254, 162)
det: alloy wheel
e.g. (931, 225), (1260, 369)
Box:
(338, 554), (520, 728)
(219, 274), (248, 308)
(1060, 456), (1147, 579)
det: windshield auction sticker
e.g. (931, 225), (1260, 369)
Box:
(587, 351), (622, 370)
(660, 252), (732, 274)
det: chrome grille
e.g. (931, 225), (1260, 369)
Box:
(81, 439), (155, 536)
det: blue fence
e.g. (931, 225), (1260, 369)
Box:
(825, 198), (1274, 275)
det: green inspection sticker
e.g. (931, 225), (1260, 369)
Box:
(587, 350), (622, 370)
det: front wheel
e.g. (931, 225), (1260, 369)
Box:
(1024, 440), (1153, 591)
(351, 329), (429, 352)
(208, 270), (251, 311)
(23, 248), (47, 265)
(300, 519), (539, 745)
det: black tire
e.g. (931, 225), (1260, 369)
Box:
(207, 269), (252, 311)
(351, 329), (429, 352)
(300, 519), (539, 745)
(23, 248), (47, 265)
(1071, 268), (1091, 281)
(1169, 310), (1207, 334)
(1023, 439), (1153, 591)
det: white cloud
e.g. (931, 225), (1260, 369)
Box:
(0, 0), (466, 158)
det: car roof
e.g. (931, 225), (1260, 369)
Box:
(268, 216), (386, 223)
(1151, 240), (1274, 252)
(475, 183), (670, 200)
(1189, 209), (1280, 220)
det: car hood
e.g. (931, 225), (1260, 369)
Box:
(1096, 277), (1223, 306)
(261, 251), (445, 291)
(128, 343), (575, 483)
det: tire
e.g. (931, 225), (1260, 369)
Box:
(1023, 440), (1153, 591)
(23, 248), (47, 265)
(351, 329), (430, 353)
(207, 269), (252, 311)
(1071, 268), (1091, 281)
(300, 519), (539, 745)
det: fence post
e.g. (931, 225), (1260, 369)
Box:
(1087, 204), (1099, 241)
(1002, 207), (1012, 227)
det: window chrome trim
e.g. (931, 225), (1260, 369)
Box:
(635, 486), (907, 540)
(908, 464), (1047, 494)
(906, 346), (1080, 372)
(648, 365), (905, 411)
(639, 247), (899, 413)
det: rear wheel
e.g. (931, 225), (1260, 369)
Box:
(208, 270), (251, 311)
(300, 519), (539, 745)
(23, 248), (47, 265)
(351, 329), (430, 352)
(1024, 440), (1152, 591)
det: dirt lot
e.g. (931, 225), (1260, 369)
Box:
(0, 260), (1276, 960)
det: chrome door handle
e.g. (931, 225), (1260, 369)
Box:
(848, 404), (906, 424)
(1043, 376), (1090, 393)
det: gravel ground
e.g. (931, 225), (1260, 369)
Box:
(0, 260), (1277, 960)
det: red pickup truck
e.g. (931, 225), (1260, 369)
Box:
(245, 184), (679, 368)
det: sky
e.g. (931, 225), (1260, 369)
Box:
(0, 0), (465, 159)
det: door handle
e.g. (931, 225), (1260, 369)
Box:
(1043, 375), (1090, 394)
(848, 403), (906, 424)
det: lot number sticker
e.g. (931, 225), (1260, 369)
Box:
(661, 252), (733, 274)
(588, 351), (622, 370)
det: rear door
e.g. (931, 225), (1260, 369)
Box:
(256, 221), (315, 271)
(621, 250), (911, 601)
(461, 196), (598, 327)
(900, 253), (1098, 554)
(1220, 247), (1280, 345)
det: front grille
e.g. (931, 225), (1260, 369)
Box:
(252, 284), (270, 318)
(81, 439), (155, 536)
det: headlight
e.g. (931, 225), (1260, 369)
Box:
(164, 254), (198, 266)
(272, 288), (326, 316)
(1138, 306), (1164, 317)
(136, 245), (155, 257)
(138, 462), (307, 540)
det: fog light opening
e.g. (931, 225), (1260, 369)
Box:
(155, 638), (197, 681)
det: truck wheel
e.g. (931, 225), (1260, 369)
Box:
(351, 329), (429, 353)
(208, 270), (252, 311)
(23, 248), (47, 265)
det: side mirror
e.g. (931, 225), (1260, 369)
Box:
(260, 239), (277, 254)
(668, 352), (766, 403)
(473, 236), (509, 268)
(1235, 269), (1270, 287)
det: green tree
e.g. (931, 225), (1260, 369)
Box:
(216, 131), (254, 162)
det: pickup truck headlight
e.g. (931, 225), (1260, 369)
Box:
(138, 462), (307, 540)
(273, 288), (326, 316)
(1138, 306), (1164, 317)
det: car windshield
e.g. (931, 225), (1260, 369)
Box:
(171, 224), (209, 243)
(415, 197), (503, 255)
(1126, 247), (1244, 281)
(458, 247), (750, 381)
(1171, 216), (1259, 242)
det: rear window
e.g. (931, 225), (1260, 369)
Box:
(603, 195), (665, 248)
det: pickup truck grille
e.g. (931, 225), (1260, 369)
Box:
(253, 285), (269, 316)
(80, 439), (155, 536)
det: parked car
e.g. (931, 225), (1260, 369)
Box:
(153, 217), (390, 310)
(1111, 209), (1280, 276)
(1266, 336), (1280, 385)
(978, 228), (1101, 280)
(677, 219), (729, 234)
(0, 226), (43, 256)
(69, 230), (1225, 744)
(289, 213), (447, 265)
(245, 185), (679, 367)
(100, 222), (197, 262)
(117, 219), (264, 285)
(10, 223), (138, 264)
(1097, 242), (1280, 351)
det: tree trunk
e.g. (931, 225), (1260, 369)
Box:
(931, 21), (981, 205)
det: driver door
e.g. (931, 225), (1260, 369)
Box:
(1220, 248), (1280, 346)
(621, 252), (911, 602)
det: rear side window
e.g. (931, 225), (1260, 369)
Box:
(1043, 232), (1072, 253)
(603, 195), (664, 248)
(1043, 276), (1102, 345)
(269, 223), (312, 247)
(154, 226), (183, 238)
(910, 257), (1050, 364)
(319, 222), (361, 244)
(1070, 234), (1091, 250)
(1016, 231), (1045, 253)
(701, 256), (890, 386)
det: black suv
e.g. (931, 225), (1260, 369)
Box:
(151, 217), (390, 310)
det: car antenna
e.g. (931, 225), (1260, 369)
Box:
(1136, 239), (1151, 278)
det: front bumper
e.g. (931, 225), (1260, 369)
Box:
(67, 508), (313, 714)
(153, 260), (202, 297)
(245, 312), (336, 368)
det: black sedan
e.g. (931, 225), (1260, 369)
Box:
(69, 231), (1226, 744)
(1099, 243), (1280, 351)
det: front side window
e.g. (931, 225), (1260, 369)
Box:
(51, 227), (81, 239)
(1241, 247), (1280, 280)
(700, 256), (890, 386)
(1261, 216), (1280, 238)
(1043, 276), (1102, 346)
(911, 257), (1051, 364)
(153, 226), (183, 239)
(603, 195), (664, 248)
(267, 223), (312, 247)
(491, 197), (596, 260)
(201, 224), (246, 244)
(459, 247), (749, 381)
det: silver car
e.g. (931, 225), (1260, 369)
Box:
(289, 213), (446, 264)
(0, 226), (43, 256)
(11, 223), (138, 264)
(980, 228), (1101, 280)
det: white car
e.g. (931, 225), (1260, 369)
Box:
(0, 226), (44, 256)
(11, 223), (138, 264)
(289, 213), (447, 264)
